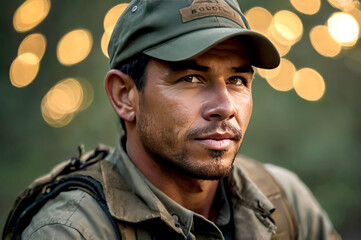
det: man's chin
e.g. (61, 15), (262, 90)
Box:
(190, 164), (233, 180)
(207, 149), (228, 161)
(179, 154), (236, 180)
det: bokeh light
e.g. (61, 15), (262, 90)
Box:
(57, 29), (93, 66)
(270, 10), (304, 46)
(245, 7), (273, 35)
(45, 78), (83, 114)
(294, 68), (325, 101)
(259, 58), (296, 91)
(41, 78), (93, 127)
(101, 30), (112, 58)
(13, 0), (51, 32)
(327, 0), (355, 11)
(245, 7), (294, 57)
(346, 7), (361, 37)
(290, 0), (321, 15)
(77, 78), (95, 111)
(328, 12), (359, 47)
(10, 53), (40, 88)
(267, 33), (292, 57)
(101, 3), (129, 58)
(310, 25), (342, 57)
(103, 3), (129, 32)
(18, 33), (47, 60)
(41, 103), (74, 128)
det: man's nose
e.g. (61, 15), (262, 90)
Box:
(202, 82), (236, 121)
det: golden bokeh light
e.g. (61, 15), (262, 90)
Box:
(328, 12), (359, 47)
(290, 0), (321, 15)
(245, 7), (294, 57)
(57, 29), (93, 66)
(103, 3), (129, 31)
(101, 3), (129, 58)
(41, 99), (74, 128)
(77, 78), (94, 111)
(267, 33), (292, 57)
(18, 33), (47, 60)
(264, 58), (296, 92)
(310, 25), (342, 57)
(46, 78), (83, 114)
(270, 10), (304, 46)
(10, 53), (40, 88)
(257, 64), (282, 79)
(347, 7), (361, 37)
(101, 30), (111, 58)
(256, 68), (267, 79)
(13, 0), (51, 32)
(327, 0), (355, 11)
(41, 78), (94, 127)
(294, 68), (325, 101)
(245, 7), (273, 35)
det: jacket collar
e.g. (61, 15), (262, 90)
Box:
(228, 159), (277, 237)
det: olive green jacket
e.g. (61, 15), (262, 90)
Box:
(21, 140), (337, 240)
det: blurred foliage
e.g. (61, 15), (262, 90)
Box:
(1, 0), (360, 238)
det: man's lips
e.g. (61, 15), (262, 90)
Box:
(194, 132), (235, 150)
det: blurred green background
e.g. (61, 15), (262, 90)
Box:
(1, 0), (360, 238)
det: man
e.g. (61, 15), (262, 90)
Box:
(12, 0), (338, 239)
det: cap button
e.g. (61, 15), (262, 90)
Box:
(172, 214), (179, 223)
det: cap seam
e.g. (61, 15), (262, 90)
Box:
(215, 16), (221, 27)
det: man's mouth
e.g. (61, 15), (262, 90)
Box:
(194, 132), (235, 150)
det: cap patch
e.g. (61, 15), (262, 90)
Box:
(180, 0), (246, 28)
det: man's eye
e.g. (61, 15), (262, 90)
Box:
(227, 77), (245, 86)
(180, 75), (202, 83)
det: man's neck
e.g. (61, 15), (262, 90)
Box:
(152, 174), (219, 221)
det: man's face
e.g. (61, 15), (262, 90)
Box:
(135, 38), (254, 180)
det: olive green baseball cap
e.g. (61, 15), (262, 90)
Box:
(108, 0), (280, 69)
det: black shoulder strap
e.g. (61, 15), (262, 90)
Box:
(237, 156), (299, 240)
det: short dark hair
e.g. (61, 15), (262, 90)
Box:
(115, 53), (150, 135)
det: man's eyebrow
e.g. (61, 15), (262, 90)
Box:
(169, 60), (210, 72)
(231, 66), (254, 74)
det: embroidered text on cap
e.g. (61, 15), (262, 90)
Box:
(180, 0), (246, 28)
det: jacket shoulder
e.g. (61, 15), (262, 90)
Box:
(265, 164), (339, 239)
(4, 144), (115, 240)
(21, 189), (118, 240)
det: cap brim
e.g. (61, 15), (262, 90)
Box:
(143, 28), (280, 69)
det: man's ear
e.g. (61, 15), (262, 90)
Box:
(105, 69), (139, 122)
